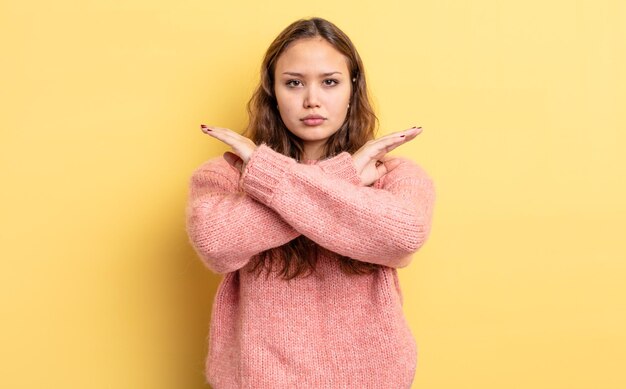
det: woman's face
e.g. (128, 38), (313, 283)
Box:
(273, 37), (352, 160)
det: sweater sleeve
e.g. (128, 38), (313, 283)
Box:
(240, 143), (436, 268)
(185, 153), (363, 274)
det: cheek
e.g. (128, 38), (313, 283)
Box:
(330, 91), (351, 117)
(334, 88), (351, 107)
(279, 104), (296, 122)
(276, 99), (298, 127)
(276, 91), (295, 113)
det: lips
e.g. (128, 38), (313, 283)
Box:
(301, 115), (326, 126)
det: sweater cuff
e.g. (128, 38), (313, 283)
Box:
(240, 144), (296, 206)
(318, 151), (362, 186)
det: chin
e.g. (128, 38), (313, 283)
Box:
(299, 127), (335, 138)
(302, 134), (332, 142)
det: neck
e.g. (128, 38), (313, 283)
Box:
(302, 142), (325, 161)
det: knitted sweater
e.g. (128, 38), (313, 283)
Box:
(185, 143), (435, 389)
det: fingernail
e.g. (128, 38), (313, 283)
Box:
(200, 124), (207, 128)
(400, 135), (406, 137)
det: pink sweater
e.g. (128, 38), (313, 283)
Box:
(185, 143), (435, 388)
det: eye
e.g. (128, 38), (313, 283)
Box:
(286, 79), (302, 87)
(324, 79), (339, 86)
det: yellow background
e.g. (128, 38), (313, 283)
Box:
(1, 0), (625, 388)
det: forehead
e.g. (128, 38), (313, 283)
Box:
(275, 37), (349, 74)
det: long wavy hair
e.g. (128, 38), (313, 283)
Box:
(243, 17), (381, 280)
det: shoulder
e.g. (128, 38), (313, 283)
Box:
(189, 155), (240, 190)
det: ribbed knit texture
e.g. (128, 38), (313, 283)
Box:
(185, 143), (435, 389)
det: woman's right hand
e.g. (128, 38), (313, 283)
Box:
(200, 124), (257, 173)
(351, 126), (423, 186)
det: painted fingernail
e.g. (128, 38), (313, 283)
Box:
(400, 134), (406, 137)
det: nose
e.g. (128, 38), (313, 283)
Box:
(303, 85), (321, 109)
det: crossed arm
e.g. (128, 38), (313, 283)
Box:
(185, 144), (435, 274)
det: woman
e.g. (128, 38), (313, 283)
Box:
(186, 16), (435, 388)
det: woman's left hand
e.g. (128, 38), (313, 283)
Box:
(200, 124), (257, 172)
(351, 126), (422, 186)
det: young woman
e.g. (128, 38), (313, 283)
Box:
(186, 17), (435, 389)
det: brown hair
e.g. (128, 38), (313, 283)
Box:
(243, 17), (381, 280)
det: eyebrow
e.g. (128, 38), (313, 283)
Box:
(281, 71), (342, 77)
